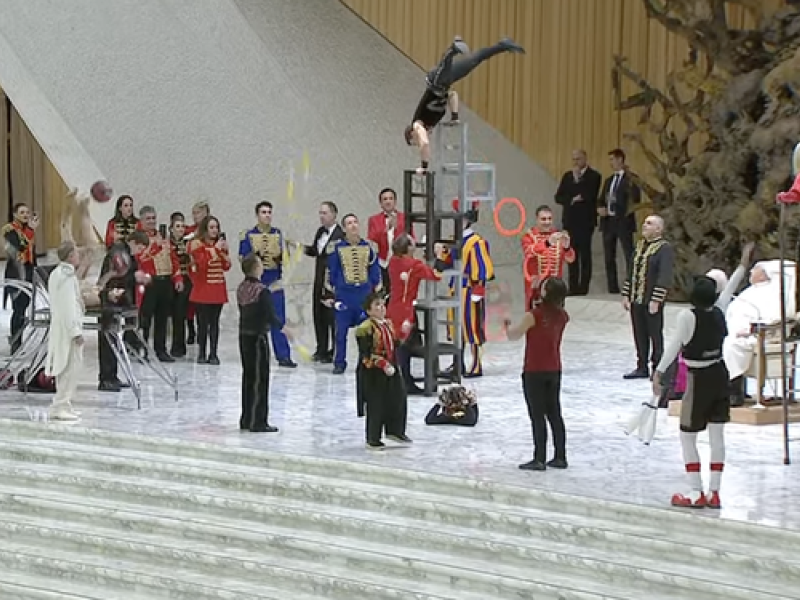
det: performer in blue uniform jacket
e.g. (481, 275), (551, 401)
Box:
(238, 201), (296, 368)
(325, 213), (382, 374)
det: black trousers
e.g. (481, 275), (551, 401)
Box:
(631, 302), (664, 371)
(196, 303), (223, 359)
(312, 282), (334, 358)
(171, 278), (192, 355)
(522, 371), (566, 463)
(10, 292), (30, 354)
(429, 43), (512, 89)
(601, 221), (634, 293)
(566, 229), (593, 294)
(140, 276), (174, 355)
(380, 266), (391, 298)
(98, 310), (141, 383)
(364, 370), (408, 443)
(239, 333), (271, 430)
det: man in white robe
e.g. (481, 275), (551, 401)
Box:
(723, 259), (796, 404)
(45, 241), (86, 421)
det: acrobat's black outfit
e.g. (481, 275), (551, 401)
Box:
(237, 276), (282, 432)
(411, 38), (524, 130)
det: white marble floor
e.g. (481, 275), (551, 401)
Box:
(1, 281), (798, 534)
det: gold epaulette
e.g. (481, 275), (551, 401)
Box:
(355, 319), (374, 337)
(239, 230), (248, 241)
(1, 223), (13, 235)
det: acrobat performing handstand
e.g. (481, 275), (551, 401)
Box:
(404, 36), (525, 172)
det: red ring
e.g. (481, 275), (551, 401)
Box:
(493, 197), (526, 237)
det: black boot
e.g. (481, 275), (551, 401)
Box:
(187, 320), (196, 345)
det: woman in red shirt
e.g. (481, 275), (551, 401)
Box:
(386, 234), (444, 394)
(189, 216), (231, 365)
(504, 277), (569, 472)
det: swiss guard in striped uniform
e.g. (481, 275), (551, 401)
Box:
(238, 201), (296, 369)
(439, 199), (494, 378)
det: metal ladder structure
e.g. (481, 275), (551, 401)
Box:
(402, 120), (496, 396)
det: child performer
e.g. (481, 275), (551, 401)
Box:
(355, 293), (412, 450)
(503, 277), (570, 471)
(424, 385), (479, 427)
(168, 212), (193, 357)
(237, 254), (293, 433)
(652, 276), (729, 509)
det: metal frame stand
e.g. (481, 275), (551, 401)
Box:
(778, 202), (793, 465)
(403, 121), (496, 396)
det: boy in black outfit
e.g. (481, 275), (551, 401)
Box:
(355, 293), (412, 450)
(237, 253), (293, 433)
(168, 212), (192, 357)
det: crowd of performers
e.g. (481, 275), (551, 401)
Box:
(5, 32), (789, 507)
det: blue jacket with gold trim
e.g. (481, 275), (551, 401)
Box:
(325, 237), (382, 304)
(239, 225), (285, 289)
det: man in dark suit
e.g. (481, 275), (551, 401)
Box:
(554, 149), (602, 295)
(303, 201), (344, 363)
(597, 148), (640, 294)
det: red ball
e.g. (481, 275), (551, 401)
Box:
(91, 180), (113, 203)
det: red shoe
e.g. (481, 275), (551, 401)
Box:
(707, 491), (721, 509)
(671, 492), (707, 508)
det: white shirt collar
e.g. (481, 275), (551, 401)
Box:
(463, 227), (474, 238)
(615, 170), (625, 177)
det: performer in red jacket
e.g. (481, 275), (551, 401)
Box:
(521, 205), (575, 308)
(189, 215), (231, 365)
(104, 195), (139, 248)
(386, 234), (444, 394)
(367, 188), (407, 296)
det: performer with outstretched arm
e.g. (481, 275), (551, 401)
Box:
(404, 37), (524, 171)
(652, 276), (729, 509)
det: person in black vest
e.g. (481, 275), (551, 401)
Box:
(554, 149), (602, 295)
(622, 215), (674, 379)
(598, 149), (640, 293)
(652, 276), (729, 510)
(302, 201), (344, 363)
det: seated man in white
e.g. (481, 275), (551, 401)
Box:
(723, 259), (796, 406)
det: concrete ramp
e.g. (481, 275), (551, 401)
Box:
(0, 0), (555, 272)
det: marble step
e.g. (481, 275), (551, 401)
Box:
(2, 435), (799, 581)
(1, 490), (784, 600)
(0, 511), (680, 600)
(0, 542), (329, 600)
(0, 571), (155, 600)
(2, 419), (796, 548)
(0, 469), (795, 600)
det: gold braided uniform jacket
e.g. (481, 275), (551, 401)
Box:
(622, 236), (675, 305)
(172, 237), (191, 277)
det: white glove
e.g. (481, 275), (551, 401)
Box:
(470, 294), (482, 303)
(384, 365), (396, 376)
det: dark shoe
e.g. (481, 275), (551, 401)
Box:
(197, 356), (208, 365)
(333, 366), (345, 375)
(208, 356), (220, 366)
(623, 368), (649, 380)
(547, 458), (568, 469)
(387, 434), (413, 444)
(171, 348), (186, 358)
(366, 441), (385, 450)
(499, 37), (525, 54)
(463, 372), (483, 379)
(278, 359), (297, 368)
(186, 335), (196, 345)
(112, 378), (131, 389)
(519, 460), (546, 471)
(251, 425), (279, 433)
(157, 353), (175, 363)
(98, 381), (121, 393)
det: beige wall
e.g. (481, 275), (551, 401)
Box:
(1, 85), (68, 255)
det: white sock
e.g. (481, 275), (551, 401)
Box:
(708, 423), (726, 492)
(679, 430), (703, 493)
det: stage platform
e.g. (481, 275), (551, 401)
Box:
(0, 290), (798, 534)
